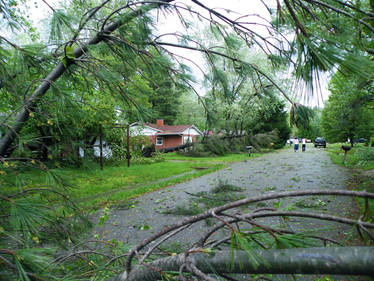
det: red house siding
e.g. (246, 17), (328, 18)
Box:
(148, 135), (184, 149)
(162, 135), (183, 149)
(137, 120), (201, 150)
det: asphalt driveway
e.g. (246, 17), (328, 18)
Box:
(94, 144), (356, 248)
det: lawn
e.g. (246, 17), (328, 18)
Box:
(163, 152), (262, 162)
(1, 158), (228, 210)
(325, 143), (374, 221)
(1, 152), (266, 210)
(325, 143), (374, 170)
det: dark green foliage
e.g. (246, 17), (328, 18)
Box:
(247, 130), (279, 150)
(275, 233), (319, 249)
(289, 103), (314, 130)
(143, 51), (187, 124)
(202, 136), (232, 156)
(295, 107), (322, 140)
(321, 72), (374, 143)
(179, 136), (246, 157)
(250, 97), (291, 149)
(211, 182), (243, 193)
(355, 147), (374, 166)
(0, 163), (89, 280)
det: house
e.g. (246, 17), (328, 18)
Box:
(131, 120), (203, 150)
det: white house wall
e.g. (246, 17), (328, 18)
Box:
(181, 127), (201, 136)
(93, 140), (112, 158)
(130, 125), (159, 136)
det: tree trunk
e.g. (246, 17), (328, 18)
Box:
(119, 247), (374, 281)
(0, 0), (173, 157)
(350, 136), (354, 147)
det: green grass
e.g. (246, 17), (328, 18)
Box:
(163, 152), (262, 162)
(65, 161), (199, 198)
(1, 151), (271, 210)
(354, 173), (374, 225)
(80, 163), (225, 209)
(325, 143), (374, 226)
(325, 143), (374, 170)
(1, 160), (225, 210)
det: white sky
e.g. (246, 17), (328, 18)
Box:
(24, 0), (329, 107)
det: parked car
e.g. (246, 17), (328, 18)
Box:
(354, 138), (366, 143)
(314, 137), (326, 148)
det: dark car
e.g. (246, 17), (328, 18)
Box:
(314, 137), (326, 148)
(354, 138), (366, 143)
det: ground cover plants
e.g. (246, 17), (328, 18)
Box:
(325, 143), (374, 230)
(326, 143), (374, 170)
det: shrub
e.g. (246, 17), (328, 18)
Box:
(203, 136), (230, 156)
(111, 143), (128, 161)
(179, 136), (245, 157)
(131, 151), (165, 165)
(354, 147), (374, 166)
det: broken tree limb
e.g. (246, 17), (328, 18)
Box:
(119, 247), (374, 281)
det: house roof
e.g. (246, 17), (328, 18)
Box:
(131, 122), (203, 136)
(144, 123), (192, 134)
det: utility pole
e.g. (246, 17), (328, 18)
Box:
(100, 124), (103, 170)
(127, 124), (131, 167)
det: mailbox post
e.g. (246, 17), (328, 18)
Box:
(341, 145), (351, 164)
(246, 146), (253, 156)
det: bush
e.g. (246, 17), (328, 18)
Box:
(203, 136), (231, 156)
(131, 151), (165, 164)
(184, 143), (212, 157)
(354, 147), (374, 166)
(178, 136), (248, 157)
(111, 143), (128, 161)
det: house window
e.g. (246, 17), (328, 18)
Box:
(156, 137), (163, 146)
(184, 136), (193, 144)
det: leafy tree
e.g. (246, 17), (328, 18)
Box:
(322, 72), (374, 144)
(190, 28), (291, 147)
(175, 91), (206, 129)
(144, 52), (188, 124)
(248, 89), (291, 148)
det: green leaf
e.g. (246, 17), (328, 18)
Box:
(65, 46), (75, 59)
(61, 57), (67, 67)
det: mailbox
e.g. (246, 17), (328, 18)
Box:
(246, 146), (253, 156)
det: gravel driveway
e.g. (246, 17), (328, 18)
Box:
(94, 144), (356, 249)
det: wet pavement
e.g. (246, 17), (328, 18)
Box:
(94, 144), (356, 248)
